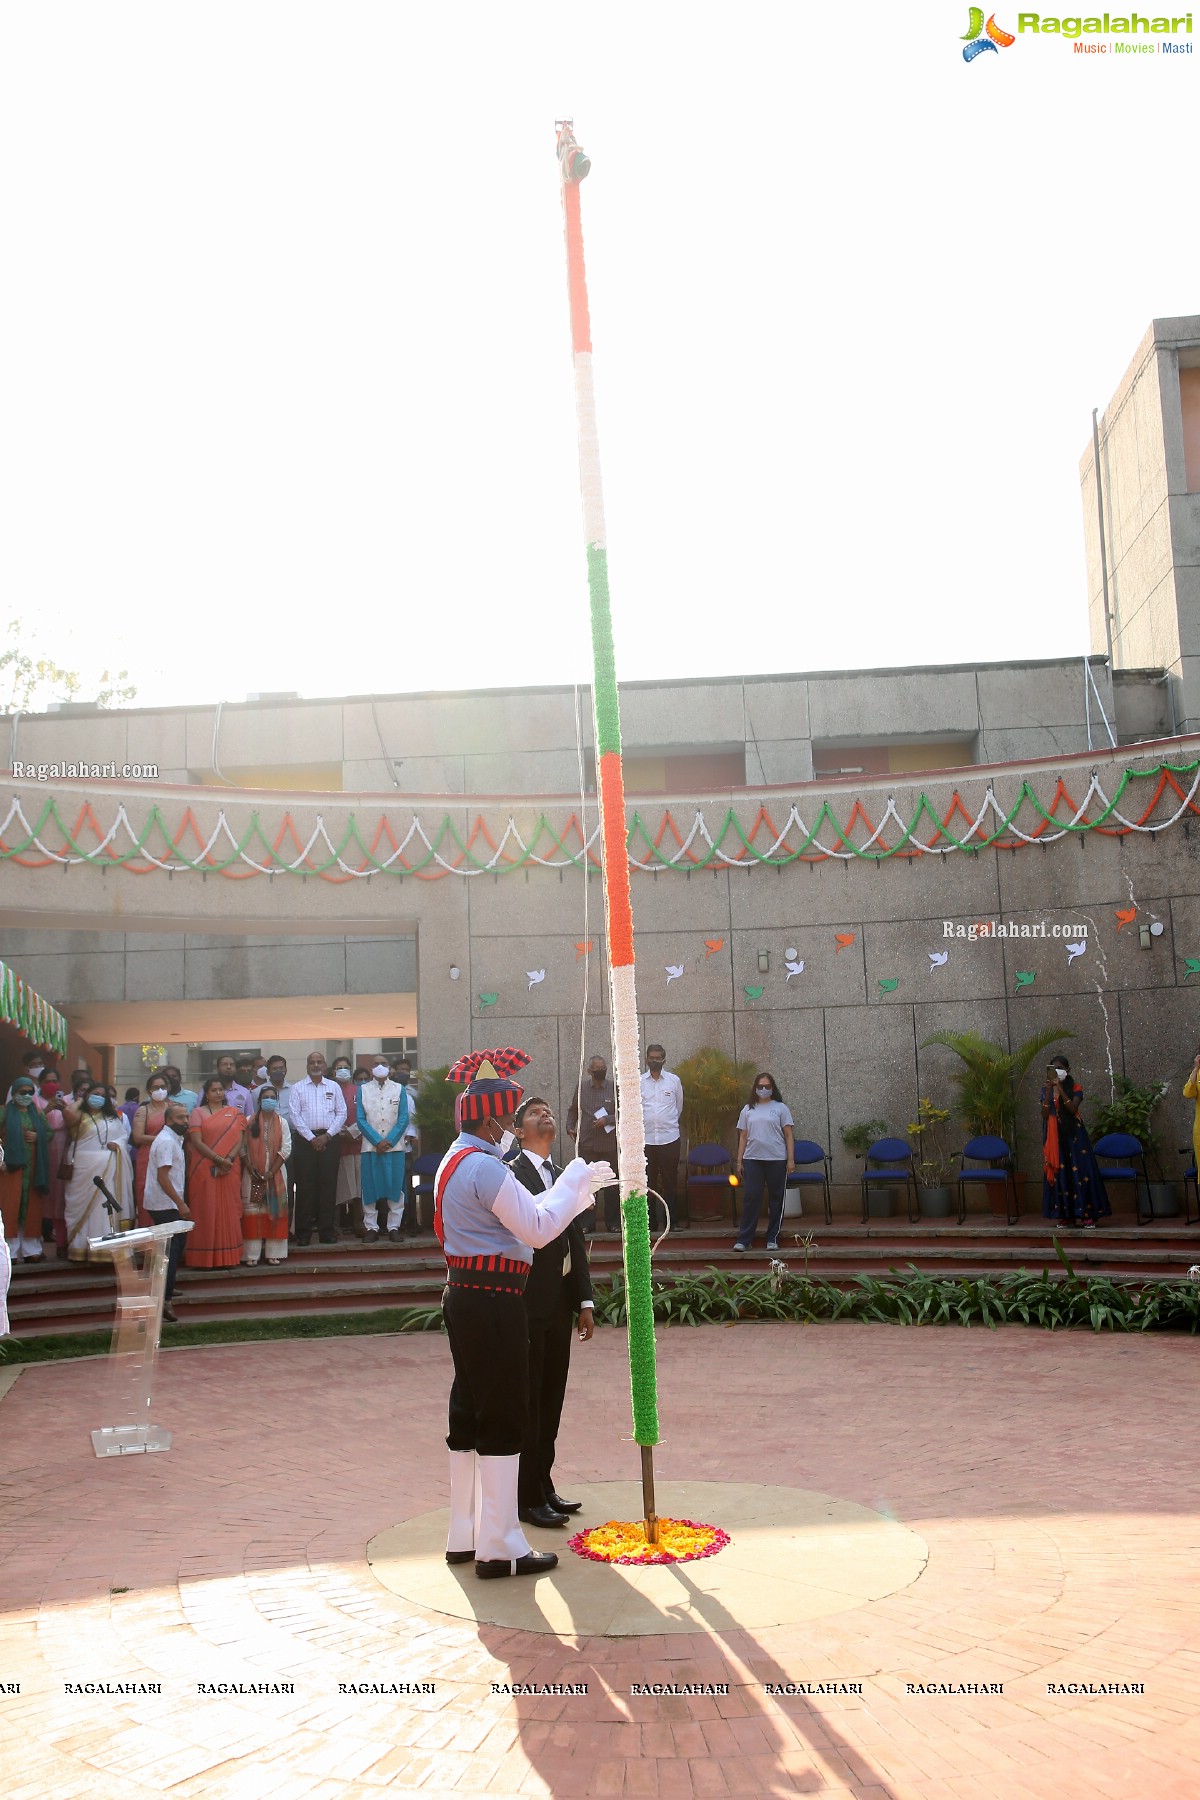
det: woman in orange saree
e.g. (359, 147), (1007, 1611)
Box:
(186, 1078), (246, 1269)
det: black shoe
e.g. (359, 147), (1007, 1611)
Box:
(387, 1228), (405, 1242)
(546, 1492), (581, 1513)
(445, 1549), (474, 1565)
(162, 1303), (178, 1324)
(476, 1551), (558, 1579)
(518, 1504), (569, 1529)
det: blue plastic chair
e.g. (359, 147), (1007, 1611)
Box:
(411, 1151), (441, 1232)
(686, 1143), (732, 1224)
(860, 1136), (917, 1224)
(957, 1135), (1016, 1225)
(1093, 1132), (1150, 1223)
(786, 1139), (833, 1225)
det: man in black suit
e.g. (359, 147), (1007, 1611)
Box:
(509, 1095), (595, 1529)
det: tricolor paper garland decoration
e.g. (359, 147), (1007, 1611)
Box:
(0, 959), (68, 1055)
(4, 759), (1200, 879)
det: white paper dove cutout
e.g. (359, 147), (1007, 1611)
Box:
(526, 969), (546, 990)
(1066, 941), (1086, 965)
(665, 964), (685, 985)
(784, 958), (805, 981)
(928, 950), (949, 970)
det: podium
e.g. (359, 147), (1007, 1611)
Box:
(87, 1220), (193, 1457)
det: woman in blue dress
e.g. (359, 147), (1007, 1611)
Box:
(1041, 1057), (1111, 1228)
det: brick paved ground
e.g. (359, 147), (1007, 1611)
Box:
(1, 1321), (1197, 1799)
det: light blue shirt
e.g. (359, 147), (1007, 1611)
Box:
(438, 1130), (533, 1264)
(437, 1131), (597, 1264)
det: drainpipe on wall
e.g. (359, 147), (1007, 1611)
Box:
(1091, 409), (1116, 666)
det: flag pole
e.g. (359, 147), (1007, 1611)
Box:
(555, 121), (660, 1541)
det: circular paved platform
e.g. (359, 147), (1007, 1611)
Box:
(2, 1322), (1199, 1799)
(368, 1479), (928, 1635)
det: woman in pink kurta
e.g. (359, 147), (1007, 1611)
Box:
(185, 1078), (246, 1269)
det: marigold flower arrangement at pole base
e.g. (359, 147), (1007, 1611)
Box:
(570, 1518), (731, 1566)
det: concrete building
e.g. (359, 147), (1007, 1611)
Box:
(1081, 312), (1200, 734)
(3, 316), (1200, 1179)
(3, 653), (1174, 801)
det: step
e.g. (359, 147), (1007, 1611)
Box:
(7, 1221), (1197, 1340)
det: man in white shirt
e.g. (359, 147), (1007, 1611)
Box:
(288, 1051), (347, 1245)
(144, 1100), (193, 1323)
(639, 1044), (684, 1232)
(215, 1053), (253, 1120)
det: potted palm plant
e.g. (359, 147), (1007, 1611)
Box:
(1092, 1076), (1176, 1216)
(921, 1026), (1073, 1213)
(906, 1098), (956, 1218)
(674, 1047), (756, 1221)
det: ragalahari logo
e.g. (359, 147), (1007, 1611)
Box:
(962, 7), (1017, 57)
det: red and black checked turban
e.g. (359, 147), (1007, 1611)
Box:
(447, 1048), (531, 1127)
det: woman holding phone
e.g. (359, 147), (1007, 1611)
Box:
(1041, 1055), (1110, 1229)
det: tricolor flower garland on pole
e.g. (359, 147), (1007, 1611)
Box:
(556, 121), (662, 1543)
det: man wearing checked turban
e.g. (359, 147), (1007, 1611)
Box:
(434, 1049), (614, 1580)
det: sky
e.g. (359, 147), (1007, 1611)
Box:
(1, 3), (1196, 714)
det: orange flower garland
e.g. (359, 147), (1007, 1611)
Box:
(570, 1517), (729, 1566)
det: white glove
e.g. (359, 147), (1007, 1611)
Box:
(583, 1161), (617, 1193)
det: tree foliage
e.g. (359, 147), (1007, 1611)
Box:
(1, 620), (136, 714)
(920, 1026), (1072, 1140)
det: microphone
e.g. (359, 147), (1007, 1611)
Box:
(92, 1174), (120, 1217)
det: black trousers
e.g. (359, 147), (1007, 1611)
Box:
(518, 1299), (574, 1507)
(579, 1142), (620, 1231)
(145, 1205), (185, 1302)
(292, 1135), (339, 1242)
(645, 1139), (680, 1232)
(443, 1286), (529, 1457)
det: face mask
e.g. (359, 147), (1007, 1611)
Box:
(1055, 1068), (1069, 1081)
(498, 1129), (515, 1157)
(260, 1095), (279, 1112)
(256, 1066), (269, 1080)
(334, 1067), (350, 1080)
(169, 1118), (188, 1137)
(167, 1076), (180, 1092)
(648, 1060), (664, 1071)
(756, 1087), (772, 1098)
(14, 1092), (33, 1107)
(372, 1064), (390, 1079)
(149, 1088), (168, 1101)
(29, 1065), (44, 1079)
(88, 1093), (106, 1110)
(395, 1071), (409, 1086)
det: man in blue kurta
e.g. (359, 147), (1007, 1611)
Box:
(435, 1048), (612, 1580)
(356, 1061), (408, 1237)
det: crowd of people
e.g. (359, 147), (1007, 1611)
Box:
(5, 1035), (1170, 1324)
(0, 1049), (420, 1321)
